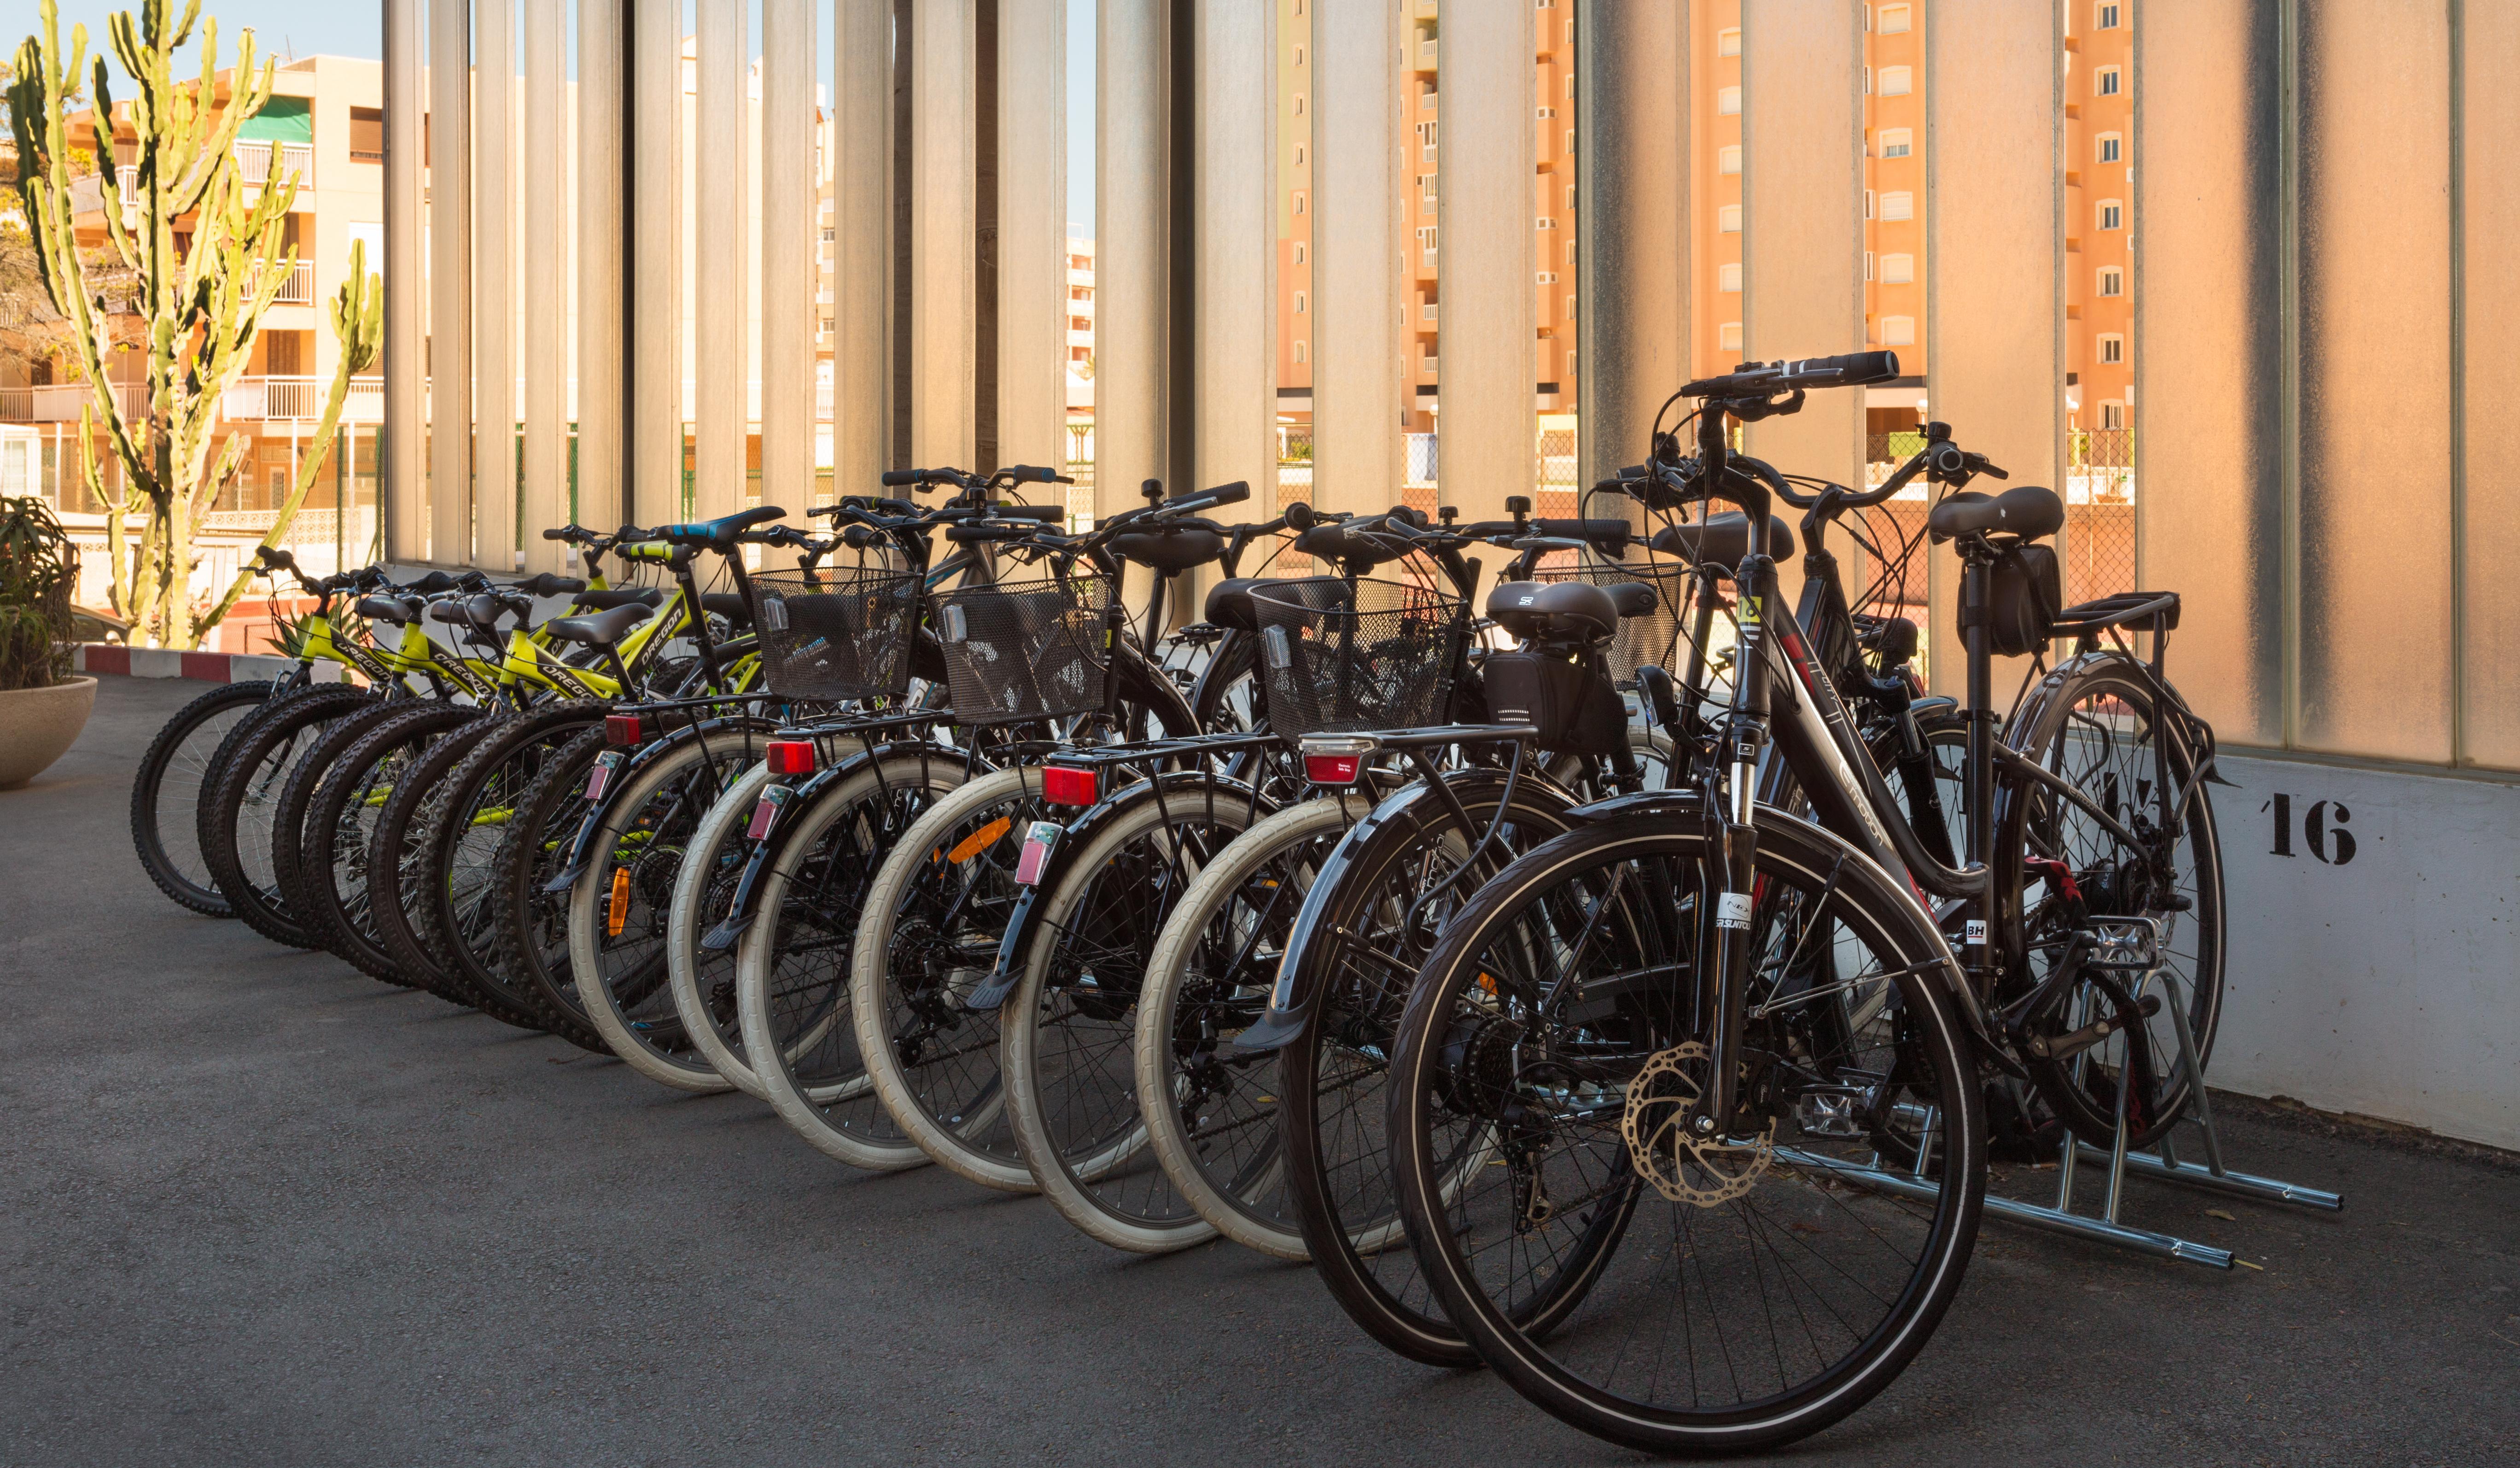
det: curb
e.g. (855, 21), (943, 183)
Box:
(73, 643), (344, 685)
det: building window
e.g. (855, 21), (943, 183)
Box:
(2097, 133), (2122, 164)
(1717, 86), (1741, 116)
(1879, 65), (1913, 97)
(1294, 340), (1308, 363)
(1420, 173), (1438, 202)
(2095, 66), (2121, 97)
(1718, 204), (1742, 233)
(1865, 189), (1875, 219)
(1883, 315), (1916, 346)
(1294, 144), (1307, 165)
(1879, 128), (1912, 159)
(1294, 191), (1306, 216)
(2096, 4), (2122, 29)
(1535, 216), (1557, 231)
(1294, 292), (1307, 315)
(1881, 191), (1914, 221)
(1293, 243), (1306, 264)
(1719, 144), (1742, 175)
(2097, 199), (2122, 230)
(821, 227), (836, 242)
(1879, 4), (1913, 33)
(1866, 251), (1875, 281)
(1720, 321), (1744, 352)
(2098, 267), (2123, 297)
(2097, 333), (2124, 363)
(1417, 121), (1439, 160)
(1719, 262), (1743, 292)
(1882, 252), (1914, 284)
(1536, 271), (1559, 284)
(1717, 27), (1741, 57)
(1418, 225), (1439, 263)
(349, 106), (384, 161)
(1295, 93), (1306, 115)
(1565, 294), (1577, 321)
(1293, 45), (1305, 66)
(1536, 106), (1556, 120)
(2099, 399), (2125, 428)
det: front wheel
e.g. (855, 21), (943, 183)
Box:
(1386, 810), (1985, 1456)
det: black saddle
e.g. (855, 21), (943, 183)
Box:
(571, 586), (665, 612)
(427, 594), (513, 635)
(1649, 513), (1793, 570)
(1294, 518), (1407, 573)
(355, 594), (423, 625)
(1927, 485), (2063, 543)
(1109, 524), (1226, 578)
(544, 602), (652, 649)
(1204, 575), (1342, 633)
(654, 507), (785, 549)
(1487, 580), (1636, 644)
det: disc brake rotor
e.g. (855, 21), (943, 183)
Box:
(1621, 1041), (1775, 1208)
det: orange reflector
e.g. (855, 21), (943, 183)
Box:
(1041, 765), (1099, 807)
(1303, 753), (1363, 786)
(764, 739), (818, 775)
(944, 815), (1014, 865)
(607, 866), (633, 936)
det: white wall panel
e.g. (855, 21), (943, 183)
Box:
(693, 0), (751, 521)
(1096, 0), (1166, 515)
(427, 0), (473, 562)
(762, 0), (817, 526)
(473, 0), (515, 568)
(1437, 0), (1534, 525)
(1193, 0), (1274, 508)
(520, 0), (565, 569)
(631, 0), (682, 520)
(384, 0), (426, 560)
(998, 0), (1071, 472)
(1310, 0), (1401, 515)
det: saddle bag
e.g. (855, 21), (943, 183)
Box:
(1986, 543), (2061, 657)
(1483, 651), (1627, 755)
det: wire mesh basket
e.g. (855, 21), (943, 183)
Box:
(748, 565), (924, 702)
(1251, 578), (1469, 737)
(932, 567), (1116, 726)
(1531, 561), (1694, 687)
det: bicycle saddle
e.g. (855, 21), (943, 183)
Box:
(543, 601), (653, 649)
(1486, 580), (1621, 644)
(699, 592), (754, 627)
(355, 594), (424, 625)
(1203, 575), (1342, 633)
(570, 586), (665, 612)
(1293, 520), (1400, 573)
(1109, 523), (1226, 579)
(1649, 512), (1792, 568)
(654, 506), (786, 548)
(1926, 484), (2063, 543)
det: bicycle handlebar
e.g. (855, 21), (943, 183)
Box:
(1682, 350), (1900, 402)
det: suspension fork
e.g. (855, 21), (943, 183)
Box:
(1702, 554), (1778, 1136)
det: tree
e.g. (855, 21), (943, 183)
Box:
(9, 0), (309, 648)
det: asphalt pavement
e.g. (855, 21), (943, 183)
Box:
(4, 674), (2516, 1467)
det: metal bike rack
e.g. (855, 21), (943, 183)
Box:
(1785, 920), (2341, 1271)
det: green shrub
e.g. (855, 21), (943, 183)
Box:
(0, 496), (76, 692)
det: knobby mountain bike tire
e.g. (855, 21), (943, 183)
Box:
(299, 702), (494, 986)
(130, 677), (283, 917)
(373, 714), (514, 1006)
(484, 725), (616, 1052)
(201, 684), (385, 949)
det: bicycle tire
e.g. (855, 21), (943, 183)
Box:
(129, 677), (282, 916)
(299, 702), (492, 986)
(483, 725), (616, 1051)
(200, 684), (383, 948)
(272, 699), (420, 936)
(664, 761), (782, 1098)
(373, 714), (513, 1006)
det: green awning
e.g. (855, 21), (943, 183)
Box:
(237, 94), (312, 144)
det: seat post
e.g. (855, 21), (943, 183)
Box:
(1960, 547), (1994, 877)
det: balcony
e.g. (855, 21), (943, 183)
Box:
(234, 140), (315, 190)
(1414, 38), (1439, 72)
(222, 375), (384, 424)
(262, 259), (316, 305)
(1, 382), (149, 422)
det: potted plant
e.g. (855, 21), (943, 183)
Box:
(0, 493), (96, 789)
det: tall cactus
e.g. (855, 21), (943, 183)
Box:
(8, 0), (299, 649)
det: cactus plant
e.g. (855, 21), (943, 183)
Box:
(8, 0), (300, 649)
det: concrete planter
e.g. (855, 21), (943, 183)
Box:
(0, 676), (99, 790)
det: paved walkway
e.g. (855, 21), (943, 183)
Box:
(4, 674), (2516, 1466)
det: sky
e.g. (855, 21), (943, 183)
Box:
(19, 0), (1098, 234)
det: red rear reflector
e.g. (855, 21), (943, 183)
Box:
(1304, 754), (1364, 786)
(1014, 820), (1064, 884)
(1042, 765), (1099, 807)
(583, 752), (623, 801)
(746, 796), (780, 841)
(765, 739), (818, 775)
(604, 713), (643, 746)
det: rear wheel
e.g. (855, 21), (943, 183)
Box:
(484, 726), (615, 1050)
(300, 703), (490, 985)
(201, 684), (382, 948)
(665, 761), (780, 1098)
(373, 716), (510, 1005)
(1388, 812), (1985, 1456)
(130, 678), (281, 916)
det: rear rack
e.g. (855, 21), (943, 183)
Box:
(2051, 590), (2180, 637)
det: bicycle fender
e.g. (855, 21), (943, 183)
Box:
(1233, 767), (1582, 1053)
(546, 714), (790, 892)
(964, 769), (1273, 1012)
(700, 739), (970, 951)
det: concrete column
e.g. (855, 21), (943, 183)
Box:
(1096, 0), (1167, 515)
(520, 0), (566, 569)
(693, 0), (750, 521)
(1923, 0), (2062, 694)
(1742, 0), (1863, 556)
(2462, 0), (2520, 771)
(1575, 0), (1687, 500)
(835, 0), (891, 502)
(631, 0), (682, 521)
(427, 0), (473, 563)
(573, 0), (624, 544)
(384, 0), (426, 560)
(1192, 0), (1274, 509)
(908, 0), (976, 473)
(761, 0), (817, 527)
(996, 0), (1071, 474)
(474, 0), (516, 569)
(1311, 0), (1401, 516)
(1437, 0), (1535, 526)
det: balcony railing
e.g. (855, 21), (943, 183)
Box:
(222, 376), (385, 424)
(264, 259), (316, 305)
(234, 140), (314, 190)
(3, 382), (149, 422)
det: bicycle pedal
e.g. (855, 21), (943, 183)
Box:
(2082, 916), (2161, 971)
(1793, 1090), (1866, 1139)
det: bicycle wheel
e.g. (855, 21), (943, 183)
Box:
(484, 725), (615, 1050)
(201, 684), (383, 948)
(568, 728), (782, 1090)
(416, 701), (612, 1033)
(1276, 771), (1583, 1366)
(373, 714), (513, 1005)
(271, 699), (414, 934)
(299, 703), (491, 986)
(847, 767), (1046, 1189)
(1388, 810), (1986, 1455)
(130, 677), (281, 916)
(1001, 778), (1269, 1252)
(1134, 792), (1373, 1258)
(732, 752), (968, 1168)
(2004, 656), (2225, 1150)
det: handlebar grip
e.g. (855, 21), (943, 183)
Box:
(540, 527), (568, 541)
(1282, 501), (1316, 531)
(513, 572), (589, 597)
(1784, 350), (1900, 386)
(995, 503), (1068, 523)
(1535, 518), (1633, 546)
(1185, 480), (1251, 509)
(1003, 464), (1059, 484)
(879, 468), (934, 488)
(407, 570), (458, 594)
